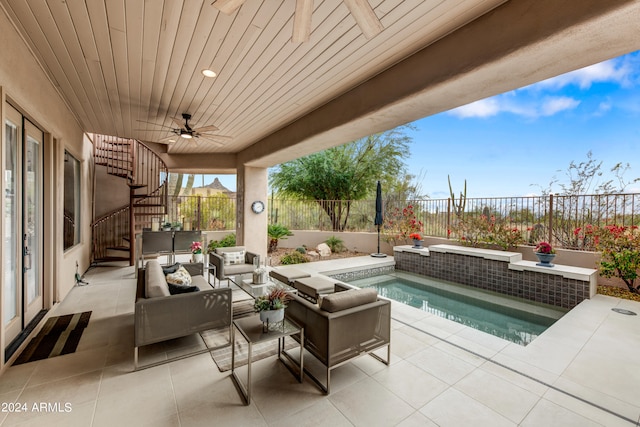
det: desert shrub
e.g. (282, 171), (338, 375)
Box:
(206, 233), (236, 252)
(295, 247), (306, 254)
(325, 236), (346, 253)
(280, 251), (309, 265)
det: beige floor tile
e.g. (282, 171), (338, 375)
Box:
(395, 411), (439, 427)
(520, 398), (604, 427)
(389, 328), (437, 360)
(0, 363), (37, 395)
(268, 398), (352, 427)
(546, 378), (640, 427)
(453, 368), (540, 423)
(330, 377), (414, 426)
(179, 399), (267, 427)
(373, 359), (448, 409)
(25, 348), (107, 387)
(92, 375), (177, 427)
(419, 388), (515, 427)
(477, 360), (549, 396)
(407, 345), (476, 385)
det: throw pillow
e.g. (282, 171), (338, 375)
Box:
(166, 266), (192, 287)
(162, 262), (181, 275)
(222, 250), (245, 266)
(167, 282), (199, 295)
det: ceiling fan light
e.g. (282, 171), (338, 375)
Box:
(202, 69), (217, 78)
(180, 132), (193, 139)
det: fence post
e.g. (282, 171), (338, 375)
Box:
(447, 198), (452, 239)
(196, 196), (202, 230)
(548, 193), (554, 245)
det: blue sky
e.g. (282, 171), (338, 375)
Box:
(201, 50), (640, 199)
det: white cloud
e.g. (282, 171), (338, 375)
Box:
(540, 97), (581, 116)
(448, 99), (500, 118)
(532, 58), (632, 90)
(449, 95), (579, 119)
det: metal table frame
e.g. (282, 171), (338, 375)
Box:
(230, 315), (304, 405)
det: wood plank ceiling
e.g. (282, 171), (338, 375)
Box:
(0, 0), (507, 155)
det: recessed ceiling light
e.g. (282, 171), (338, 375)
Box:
(202, 69), (217, 78)
(168, 139), (176, 143)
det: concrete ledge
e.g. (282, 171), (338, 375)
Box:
(427, 244), (522, 263)
(393, 245), (430, 256)
(509, 260), (596, 282)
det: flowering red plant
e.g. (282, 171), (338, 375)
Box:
(190, 241), (203, 254)
(534, 241), (554, 254)
(409, 233), (422, 240)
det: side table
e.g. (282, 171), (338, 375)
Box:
(231, 315), (304, 405)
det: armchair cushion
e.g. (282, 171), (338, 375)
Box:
(222, 250), (245, 265)
(320, 288), (378, 312)
(166, 266), (192, 287)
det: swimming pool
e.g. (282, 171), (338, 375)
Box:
(348, 271), (567, 346)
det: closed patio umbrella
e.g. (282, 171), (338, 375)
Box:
(371, 181), (387, 257)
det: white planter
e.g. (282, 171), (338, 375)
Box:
(192, 253), (203, 263)
(259, 308), (284, 324)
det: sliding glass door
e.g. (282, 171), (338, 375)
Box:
(4, 104), (43, 345)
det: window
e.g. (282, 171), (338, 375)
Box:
(63, 150), (81, 249)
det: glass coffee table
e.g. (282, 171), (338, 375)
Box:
(230, 315), (304, 405)
(239, 278), (297, 298)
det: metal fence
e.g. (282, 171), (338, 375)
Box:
(163, 193), (640, 250)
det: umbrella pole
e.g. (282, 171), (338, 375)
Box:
(371, 225), (387, 258)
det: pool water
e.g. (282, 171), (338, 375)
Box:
(349, 272), (566, 346)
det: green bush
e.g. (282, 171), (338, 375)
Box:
(280, 251), (309, 265)
(206, 233), (236, 252)
(295, 247), (306, 254)
(325, 236), (346, 253)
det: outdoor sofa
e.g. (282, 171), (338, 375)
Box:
(284, 283), (391, 393)
(134, 260), (232, 370)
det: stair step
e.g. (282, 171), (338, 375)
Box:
(129, 183), (147, 189)
(106, 246), (130, 251)
(134, 212), (166, 216)
(134, 203), (164, 207)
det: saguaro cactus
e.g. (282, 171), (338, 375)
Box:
(448, 175), (467, 218)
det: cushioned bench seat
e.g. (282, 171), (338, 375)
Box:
(293, 276), (336, 300)
(269, 267), (311, 286)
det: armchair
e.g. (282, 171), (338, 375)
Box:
(284, 284), (391, 393)
(208, 246), (259, 286)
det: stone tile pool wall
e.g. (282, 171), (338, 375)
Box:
(394, 245), (596, 309)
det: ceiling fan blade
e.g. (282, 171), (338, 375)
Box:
(171, 116), (188, 130)
(135, 120), (174, 129)
(292, 0), (313, 43)
(212, 0), (245, 15)
(193, 125), (219, 133)
(342, 0), (383, 39)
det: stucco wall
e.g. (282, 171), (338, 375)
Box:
(0, 6), (91, 368)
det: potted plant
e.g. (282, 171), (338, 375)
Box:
(534, 241), (556, 267)
(409, 232), (423, 249)
(190, 241), (203, 263)
(172, 221), (182, 231)
(254, 285), (292, 329)
(162, 222), (172, 231)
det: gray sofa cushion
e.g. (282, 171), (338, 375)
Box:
(320, 288), (378, 313)
(145, 260), (171, 298)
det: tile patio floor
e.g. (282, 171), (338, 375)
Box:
(1, 256), (639, 426)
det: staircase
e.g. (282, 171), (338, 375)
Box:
(92, 135), (168, 264)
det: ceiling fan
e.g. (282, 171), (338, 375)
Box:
(137, 113), (233, 145)
(212, 0), (383, 43)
